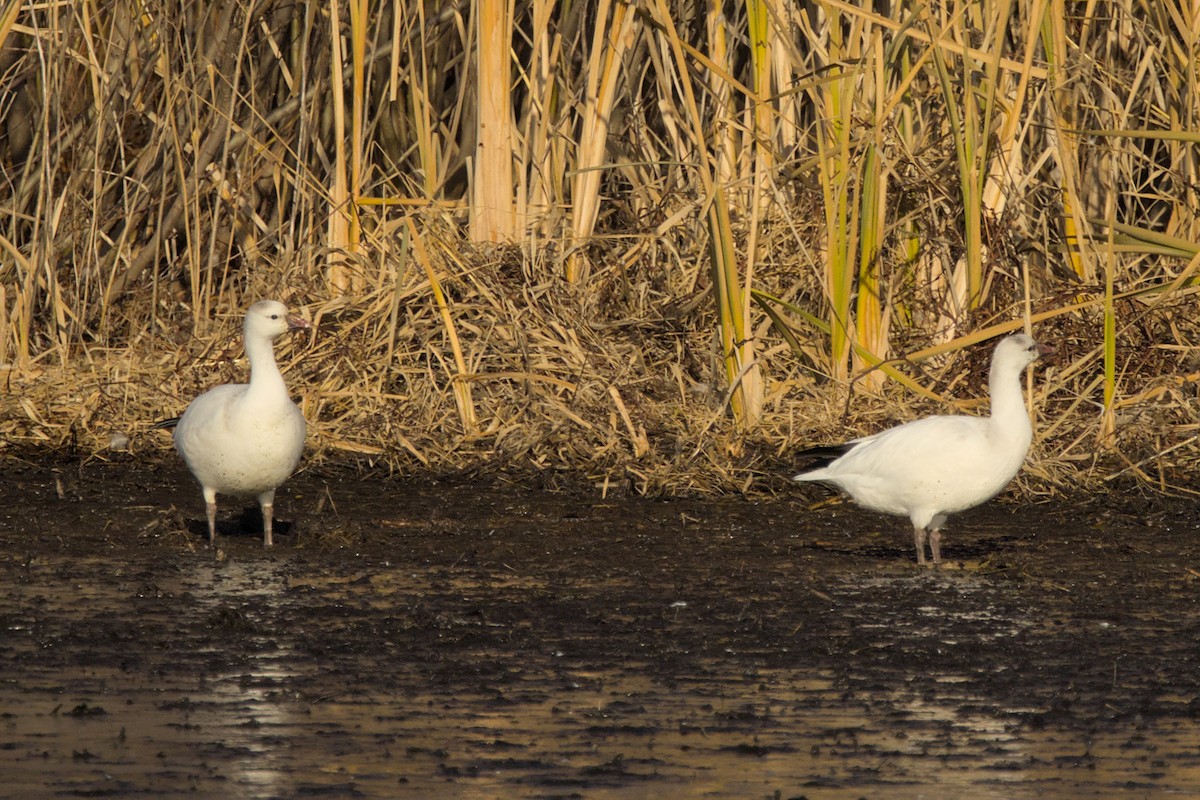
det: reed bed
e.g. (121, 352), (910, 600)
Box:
(2, 0), (1199, 497)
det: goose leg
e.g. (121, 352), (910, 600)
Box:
(929, 528), (943, 565)
(258, 489), (277, 547)
(262, 504), (274, 547)
(912, 525), (928, 566)
(928, 515), (948, 566)
(203, 487), (219, 545)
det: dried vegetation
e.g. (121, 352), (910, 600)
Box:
(2, 1), (1200, 496)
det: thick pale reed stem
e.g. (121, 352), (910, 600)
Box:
(472, 0), (517, 243)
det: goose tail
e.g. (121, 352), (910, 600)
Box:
(792, 442), (855, 478)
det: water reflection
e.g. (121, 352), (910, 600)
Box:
(4, 654), (1198, 798)
(3, 556), (1199, 798)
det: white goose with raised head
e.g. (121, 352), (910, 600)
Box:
(793, 333), (1053, 566)
(171, 300), (310, 547)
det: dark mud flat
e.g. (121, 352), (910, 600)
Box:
(1, 460), (1199, 799)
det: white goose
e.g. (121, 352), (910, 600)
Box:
(172, 300), (310, 547)
(793, 333), (1053, 566)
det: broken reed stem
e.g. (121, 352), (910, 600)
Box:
(406, 218), (477, 434)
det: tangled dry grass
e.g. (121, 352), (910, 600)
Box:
(5, 218), (1200, 499)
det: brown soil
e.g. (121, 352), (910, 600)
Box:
(2, 458), (1199, 799)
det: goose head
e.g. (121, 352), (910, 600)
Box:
(995, 332), (1054, 371)
(245, 300), (311, 340)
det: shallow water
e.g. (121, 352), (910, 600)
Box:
(12, 659), (1197, 798)
(2, 461), (1199, 797)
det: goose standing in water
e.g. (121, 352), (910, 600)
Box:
(793, 333), (1053, 566)
(170, 300), (310, 546)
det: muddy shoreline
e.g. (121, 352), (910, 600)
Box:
(2, 458), (1199, 798)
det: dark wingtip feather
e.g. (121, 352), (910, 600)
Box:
(795, 443), (854, 459)
(793, 443), (854, 473)
(149, 417), (181, 431)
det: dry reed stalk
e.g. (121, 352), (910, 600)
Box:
(804, 2), (861, 383)
(567, 0), (635, 282)
(926, 1), (999, 311)
(407, 218), (477, 433)
(348, 0), (369, 255)
(0, 0), (20, 47)
(822, 0), (1048, 79)
(705, 0), (737, 190)
(979, 0), (1048, 218)
(608, 386), (650, 457)
(472, 0), (517, 243)
(521, 0), (566, 242)
(743, 0), (778, 401)
(1099, 220), (1118, 444)
(1044, 0), (1089, 281)
(650, 0), (764, 429)
(326, 0), (354, 293)
(852, 32), (888, 391)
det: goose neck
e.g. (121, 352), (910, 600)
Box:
(988, 358), (1029, 426)
(245, 334), (287, 398)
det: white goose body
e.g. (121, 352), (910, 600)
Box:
(173, 300), (309, 546)
(793, 333), (1052, 566)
